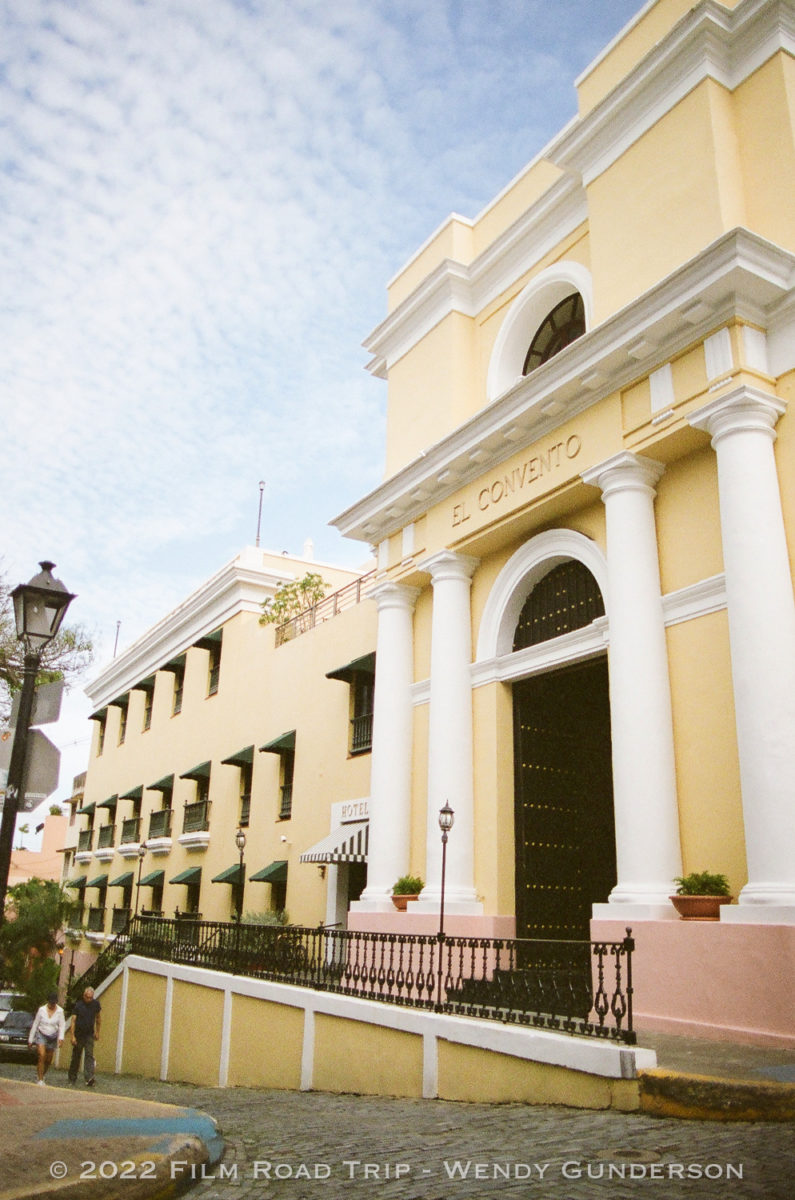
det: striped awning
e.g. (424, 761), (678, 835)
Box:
(299, 821), (368, 864)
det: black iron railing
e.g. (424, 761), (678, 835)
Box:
(350, 711), (373, 753)
(120, 816), (140, 844)
(275, 570), (376, 646)
(148, 808), (172, 839)
(77, 829), (93, 852)
(74, 916), (635, 1043)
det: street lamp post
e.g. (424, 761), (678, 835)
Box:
(235, 827), (247, 959)
(0, 563), (75, 925)
(134, 841), (148, 918)
(436, 802), (455, 1010)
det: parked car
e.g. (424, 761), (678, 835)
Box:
(0, 992), (27, 1028)
(0, 1010), (35, 1059)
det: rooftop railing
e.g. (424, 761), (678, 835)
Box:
(275, 570), (376, 646)
(70, 916), (636, 1043)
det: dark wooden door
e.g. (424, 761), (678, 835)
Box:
(513, 658), (616, 940)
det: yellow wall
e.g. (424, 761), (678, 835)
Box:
(95, 963), (643, 1110)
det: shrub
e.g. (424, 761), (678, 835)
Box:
(392, 875), (424, 896)
(674, 871), (730, 896)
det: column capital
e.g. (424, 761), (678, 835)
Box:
(689, 385), (786, 447)
(581, 451), (665, 501)
(370, 580), (421, 613)
(419, 549), (479, 584)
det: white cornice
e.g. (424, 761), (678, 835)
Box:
(550, 0), (795, 186)
(363, 174), (587, 378)
(335, 229), (795, 545)
(86, 547), (298, 709)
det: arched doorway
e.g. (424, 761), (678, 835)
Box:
(512, 560), (616, 939)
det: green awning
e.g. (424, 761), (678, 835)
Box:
(259, 732), (295, 754)
(326, 652), (375, 682)
(249, 860), (288, 883)
(133, 676), (155, 694)
(195, 629), (222, 650)
(139, 869), (165, 888)
(148, 774), (174, 792)
(221, 746), (254, 768)
(108, 693), (129, 710)
(66, 876), (87, 889)
(97, 794), (118, 810)
(170, 867), (202, 885)
(120, 785), (143, 801)
(88, 709), (107, 723)
(180, 761), (211, 781)
(77, 802), (95, 816)
(108, 871), (134, 888)
(160, 654), (186, 674)
(212, 863), (244, 884)
(86, 874), (108, 889)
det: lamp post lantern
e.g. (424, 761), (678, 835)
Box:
(436, 802), (455, 1009)
(0, 562), (75, 925)
(134, 841), (147, 918)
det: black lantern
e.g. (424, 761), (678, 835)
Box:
(134, 841), (148, 918)
(11, 561), (76, 652)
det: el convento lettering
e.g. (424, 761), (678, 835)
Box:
(452, 434), (582, 528)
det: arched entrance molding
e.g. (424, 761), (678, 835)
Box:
(476, 529), (609, 664)
(486, 261), (594, 402)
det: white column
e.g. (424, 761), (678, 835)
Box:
(413, 551), (483, 915)
(582, 452), (682, 912)
(351, 582), (419, 913)
(691, 386), (795, 918)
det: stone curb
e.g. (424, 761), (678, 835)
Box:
(638, 1069), (795, 1122)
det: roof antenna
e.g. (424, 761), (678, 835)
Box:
(255, 480), (266, 547)
(113, 620), (121, 657)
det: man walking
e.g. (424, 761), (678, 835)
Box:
(68, 986), (101, 1086)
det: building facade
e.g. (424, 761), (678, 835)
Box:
(332, 0), (795, 1041)
(61, 547), (376, 954)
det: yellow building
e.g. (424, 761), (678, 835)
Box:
(63, 546), (376, 948)
(332, 0), (795, 1043)
(66, 0), (794, 1048)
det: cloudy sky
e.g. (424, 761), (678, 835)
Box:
(1, 0), (642, 824)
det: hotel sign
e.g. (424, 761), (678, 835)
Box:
(452, 434), (582, 528)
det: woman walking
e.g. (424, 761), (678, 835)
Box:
(28, 992), (66, 1085)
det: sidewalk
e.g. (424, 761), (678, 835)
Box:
(0, 1074), (223, 1200)
(636, 1028), (795, 1121)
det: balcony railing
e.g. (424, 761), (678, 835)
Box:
(239, 793), (251, 827)
(120, 816), (140, 844)
(275, 570), (376, 646)
(85, 917), (635, 1044)
(148, 808), (173, 839)
(182, 800), (210, 834)
(350, 711), (373, 753)
(97, 823), (115, 849)
(86, 906), (106, 933)
(77, 829), (94, 853)
(279, 785), (292, 821)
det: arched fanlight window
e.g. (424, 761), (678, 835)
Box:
(522, 292), (585, 376)
(513, 559), (604, 651)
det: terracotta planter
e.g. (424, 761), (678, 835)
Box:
(391, 894), (419, 911)
(670, 894), (732, 920)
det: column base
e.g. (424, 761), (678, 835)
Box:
(721, 904), (795, 925)
(412, 885), (483, 916)
(592, 902), (678, 921)
(736, 882), (795, 907)
(350, 888), (401, 915)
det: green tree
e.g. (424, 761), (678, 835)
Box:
(0, 879), (76, 1006)
(0, 564), (94, 724)
(259, 572), (330, 627)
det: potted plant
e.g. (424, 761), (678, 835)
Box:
(391, 875), (424, 911)
(670, 871), (732, 920)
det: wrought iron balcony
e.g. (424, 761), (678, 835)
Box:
(350, 711), (373, 753)
(77, 829), (94, 853)
(120, 816), (140, 844)
(86, 906), (106, 933)
(279, 785), (292, 821)
(148, 808), (173, 839)
(239, 793), (251, 827)
(97, 823), (115, 849)
(111, 907), (131, 934)
(182, 800), (210, 834)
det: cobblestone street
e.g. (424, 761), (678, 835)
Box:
(1, 1063), (792, 1200)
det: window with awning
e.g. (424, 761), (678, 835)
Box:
(139, 869), (164, 888)
(249, 860), (287, 883)
(108, 871), (134, 889)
